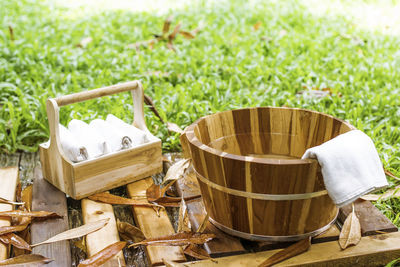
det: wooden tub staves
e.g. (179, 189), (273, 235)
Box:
(39, 81), (162, 200)
(181, 107), (355, 241)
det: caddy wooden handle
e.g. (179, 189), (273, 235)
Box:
(54, 81), (141, 106)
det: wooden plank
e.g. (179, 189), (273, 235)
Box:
(19, 152), (40, 187)
(31, 165), (71, 267)
(186, 231), (400, 267)
(176, 173), (247, 257)
(82, 198), (125, 266)
(127, 177), (186, 266)
(339, 199), (398, 236)
(0, 167), (19, 260)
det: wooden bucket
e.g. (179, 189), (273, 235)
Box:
(181, 107), (355, 241)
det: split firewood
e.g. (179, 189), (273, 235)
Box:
(162, 258), (186, 267)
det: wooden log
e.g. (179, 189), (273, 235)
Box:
(31, 165), (71, 267)
(0, 167), (19, 260)
(185, 231), (400, 267)
(81, 198), (125, 266)
(338, 199), (398, 236)
(175, 169), (246, 257)
(68, 207), (86, 267)
(127, 177), (186, 266)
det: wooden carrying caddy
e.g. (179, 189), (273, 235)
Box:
(39, 81), (162, 199)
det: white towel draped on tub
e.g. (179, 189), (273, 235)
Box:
(68, 119), (110, 159)
(106, 114), (149, 145)
(58, 124), (88, 162)
(89, 119), (132, 152)
(302, 130), (388, 207)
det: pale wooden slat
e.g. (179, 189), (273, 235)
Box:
(127, 177), (186, 266)
(0, 167), (19, 260)
(31, 165), (71, 267)
(186, 231), (400, 267)
(82, 198), (125, 266)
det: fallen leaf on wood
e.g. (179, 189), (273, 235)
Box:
(21, 185), (33, 211)
(338, 203), (361, 249)
(16, 182), (22, 203)
(78, 241), (126, 267)
(0, 233), (31, 251)
(146, 180), (176, 202)
(197, 213), (209, 233)
(162, 259), (186, 267)
(179, 31), (195, 39)
(88, 192), (162, 208)
(0, 196), (24, 206)
(8, 25), (14, 41)
(129, 232), (215, 248)
(117, 220), (146, 242)
(167, 122), (184, 135)
(253, 21), (262, 30)
(0, 224), (28, 235)
(360, 185), (400, 201)
(0, 254), (52, 266)
(178, 197), (191, 233)
(163, 158), (191, 185)
(76, 37), (93, 48)
(183, 244), (211, 259)
(31, 218), (109, 247)
(0, 210), (62, 219)
(258, 237), (311, 267)
(144, 94), (165, 123)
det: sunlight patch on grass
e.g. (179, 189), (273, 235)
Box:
(302, 0), (400, 35)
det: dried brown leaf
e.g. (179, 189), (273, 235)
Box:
(168, 22), (182, 41)
(183, 244), (211, 259)
(88, 192), (162, 208)
(21, 185), (33, 211)
(0, 210), (62, 219)
(385, 169), (400, 181)
(78, 241), (127, 267)
(0, 224), (28, 235)
(258, 237), (311, 267)
(167, 41), (176, 51)
(129, 232), (216, 248)
(8, 25), (14, 41)
(0, 254), (52, 266)
(0, 197), (24, 206)
(144, 94), (165, 123)
(76, 37), (93, 48)
(178, 197), (191, 233)
(31, 218), (109, 247)
(163, 16), (173, 35)
(338, 204), (361, 249)
(179, 31), (195, 39)
(0, 233), (31, 251)
(196, 213), (209, 233)
(253, 21), (262, 30)
(16, 182), (22, 203)
(117, 220), (146, 242)
(360, 185), (400, 201)
(163, 158), (190, 185)
(167, 122), (184, 135)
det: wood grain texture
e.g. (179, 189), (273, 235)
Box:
(0, 167), (19, 260)
(183, 107), (355, 238)
(338, 199), (398, 236)
(39, 80), (162, 199)
(174, 167), (246, 257)
(31, 165), (71, 267)
(19, 152), (40, 187)
(185, 231), (400, 267)
(82, 198), (125, 266)
(127, 177), (186, 266)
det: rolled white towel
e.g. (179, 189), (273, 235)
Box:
(89, 119), (132, 152)
(106, 114), (149, 145)
(68, 119), (110, 159)
(58, 124), (88, 162)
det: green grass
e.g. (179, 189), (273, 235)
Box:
(2, 0), (400, 228)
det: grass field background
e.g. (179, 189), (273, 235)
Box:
(1, 0), (400, 227)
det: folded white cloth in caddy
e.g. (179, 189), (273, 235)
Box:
(89, 119), (132, 152)
(105, 114), (149, 145)
(302, 130), (388, 207)
(57, 124), (88, 162)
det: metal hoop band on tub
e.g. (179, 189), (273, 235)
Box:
(193, 168), (328, 201)
(209, 210), (338, 242)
